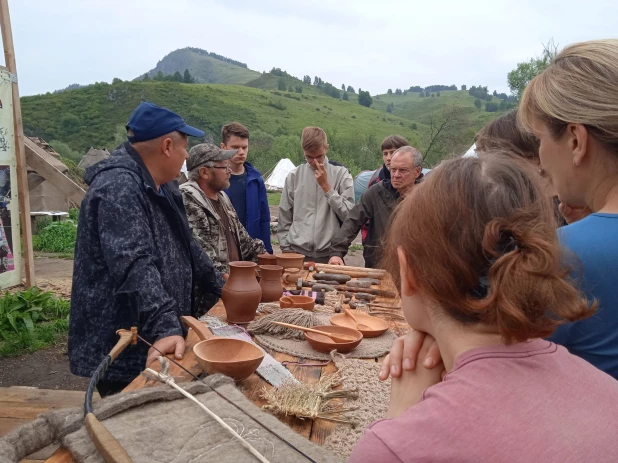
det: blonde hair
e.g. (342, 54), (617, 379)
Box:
(518, 39), (618, 153)
(301, 127), (328, 152)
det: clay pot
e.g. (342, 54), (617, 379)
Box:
(258, 253), (278, 266)
(279, 295), (315, 311)
(282, 267), (301, 284)
(276, 253), (305, 270)
(221, 261), (262, 324)
(259, 265), (284, 302)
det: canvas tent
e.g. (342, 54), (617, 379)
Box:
(264, 158), (295, 190)
(463, 143), (477, 158)
(78, 147), (110, 169)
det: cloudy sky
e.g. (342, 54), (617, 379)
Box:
(7, 0), (618, 96)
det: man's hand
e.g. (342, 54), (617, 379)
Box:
(386, 334), (444, 418)
(314, 162), (332, 194)
(379, 330), (442, 380)
(558, 201), (592, 224)
(328, 256), (344, 265)
(146, 335), (185, 367)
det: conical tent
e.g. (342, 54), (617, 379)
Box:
(264, 158), (295, 190)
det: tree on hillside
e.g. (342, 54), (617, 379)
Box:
(358, 90), (373, 108)
(347, 85), (355, 93)
(341, 84), (346, 91)
(387, 89), (393, 94)
(422, 105), (471, 164)
(288, 85), (293, 92)
(278, 77), (287, 91)
(155, 71), (165, 81)
(183, 69), (195, 83)
(508, 39), (558, 99)
(461, 84), (467, 91)
(431, 93), (435, 98)
(386, 102), (395, 113)
(142, 73), (150, 81)
(474, 98), (482, 109)
(295, 85), (303, 93)
(303, 75), (312, 84)
(485, 102), (499, 112)
(493, 90), (498, 97)
(112, 78), (123, 84)
(437, 91), (441, 97)
(173, 71), (183, 82)
(343, 92), (349, 101)
(395, 89), (403, 95)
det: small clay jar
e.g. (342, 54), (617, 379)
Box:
(221, 261), (262, 324)
(282, 267), (301, 284)
(257, 253), (278, 266)
(259, 265), (284, 302)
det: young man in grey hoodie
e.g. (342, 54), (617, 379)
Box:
(277, 127), (354, 263)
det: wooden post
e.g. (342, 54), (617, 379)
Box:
(0, 0), (35, 287)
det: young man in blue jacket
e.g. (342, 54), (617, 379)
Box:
(222, 122), (273, 253)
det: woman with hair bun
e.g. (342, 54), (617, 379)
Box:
(348, 154), (618, 462)
(518, 39), (618, 379)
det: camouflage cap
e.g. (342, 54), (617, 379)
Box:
(186, 143), (237, 171)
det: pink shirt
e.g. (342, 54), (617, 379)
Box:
(349, 339), (618, 462)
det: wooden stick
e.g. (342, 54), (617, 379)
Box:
(0, 0), (35, 287)
(144, 368), (271, 463)
(314, 263), (386, 274)
(369, 303), (402, 309)
(271, 321), (357, 342)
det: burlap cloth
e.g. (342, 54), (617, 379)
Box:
(254, 313), (396, 360)
(0, 375), (341, 463)
(323, 353), (390, 460)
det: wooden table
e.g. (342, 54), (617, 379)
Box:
(45, 272), (406, 462)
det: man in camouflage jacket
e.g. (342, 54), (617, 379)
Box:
(180, 144), (264, 276)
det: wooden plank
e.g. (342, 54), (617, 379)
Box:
(24, 138), (86, 205)
(44, 448), (74, 463)
(0, 0), (35, 286)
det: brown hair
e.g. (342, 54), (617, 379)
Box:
(518, 39), (618, 154)
(381, 135), (409, 152)
(221, 122), (250, 144)
(384, 153), (594, 342)
(301, 127), (328, 152)
(476, 110), (539, 160)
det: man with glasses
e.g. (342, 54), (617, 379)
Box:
(181, 144), (264, 278)
(278, 127), (354, 264)
(329, 146), (423, 268)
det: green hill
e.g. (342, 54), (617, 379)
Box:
(21, 80), (424, 176)
(141, 48), (260, 85)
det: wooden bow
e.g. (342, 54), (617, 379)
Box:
(84, 327), (137, 463)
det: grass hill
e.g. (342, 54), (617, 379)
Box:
(141, 48), (261, 85)
(21, 80), (425, 176)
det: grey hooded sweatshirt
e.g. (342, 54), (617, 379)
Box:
(278, 159), (354, 258)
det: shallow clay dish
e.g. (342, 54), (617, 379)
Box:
(181, 316), (264, 380)
(305, 325), (363, 353)
(330, 312), (389, 338)
(276, 253), (305, 270)
(279, 295), (315, 311)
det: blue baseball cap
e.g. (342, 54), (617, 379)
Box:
(126, 102), (205, 143)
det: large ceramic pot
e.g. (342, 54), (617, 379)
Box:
(221, 261), (262, 324)
(276, 253), (305, 270)
(259, 265), (284, 302)
(257, 253), (278, 266)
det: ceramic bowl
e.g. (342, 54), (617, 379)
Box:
(276, 253), (305, 270)
(257, 253), (278, 266)
(279, 295), (315, 311)
(193, 338), (264, 380)
(305, 325), (363, 353)
(330, 312), (389, 338)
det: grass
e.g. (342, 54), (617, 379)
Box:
(0, 318), (68, 356)
(348, 244), (364, 252)
(267, 191), (281, 206)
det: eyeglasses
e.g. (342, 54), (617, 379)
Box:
(206, 164), (232, 172)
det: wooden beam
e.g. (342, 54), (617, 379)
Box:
(24, 138), (86, 205)
(0, 0), (34, 287)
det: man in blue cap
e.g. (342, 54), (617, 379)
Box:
(69, 102), (225, 396)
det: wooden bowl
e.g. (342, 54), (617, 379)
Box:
(279, 295), (315, 311)
(276, 253), (305, 270)
(181, 316), (264, 380)
(330, 312), (389, 338)
(258, 253), (278, 266)
(305, 325), (363, 353)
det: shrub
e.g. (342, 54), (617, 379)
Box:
(32, 220), (77, 253)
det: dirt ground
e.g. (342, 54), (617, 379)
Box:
(0, 222), (365, 391)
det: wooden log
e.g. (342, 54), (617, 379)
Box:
(312, 263), (386, 274)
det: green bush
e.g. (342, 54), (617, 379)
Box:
(68, 207), (79, 221)
(0, 287), (70, 339)
(32, 220), (77, 253)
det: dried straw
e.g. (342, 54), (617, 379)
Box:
(261, 371), (358, 425)
(247, 309), (315, 339)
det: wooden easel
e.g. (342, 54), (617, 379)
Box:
(0, 0), (35, 287)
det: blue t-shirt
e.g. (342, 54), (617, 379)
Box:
(550, 213), (618, 379)
(226, 171), (247, 228)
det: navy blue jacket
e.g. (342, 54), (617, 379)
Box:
(226, 162), (272, 253)
(69, 142), (224, 382)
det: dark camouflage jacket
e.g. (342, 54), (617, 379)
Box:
(180, 181), (264, 274)
(69, 143), (224, 383)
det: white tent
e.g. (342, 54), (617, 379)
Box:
(264, 158), (295, 190)
(463, 143), (477, 158)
